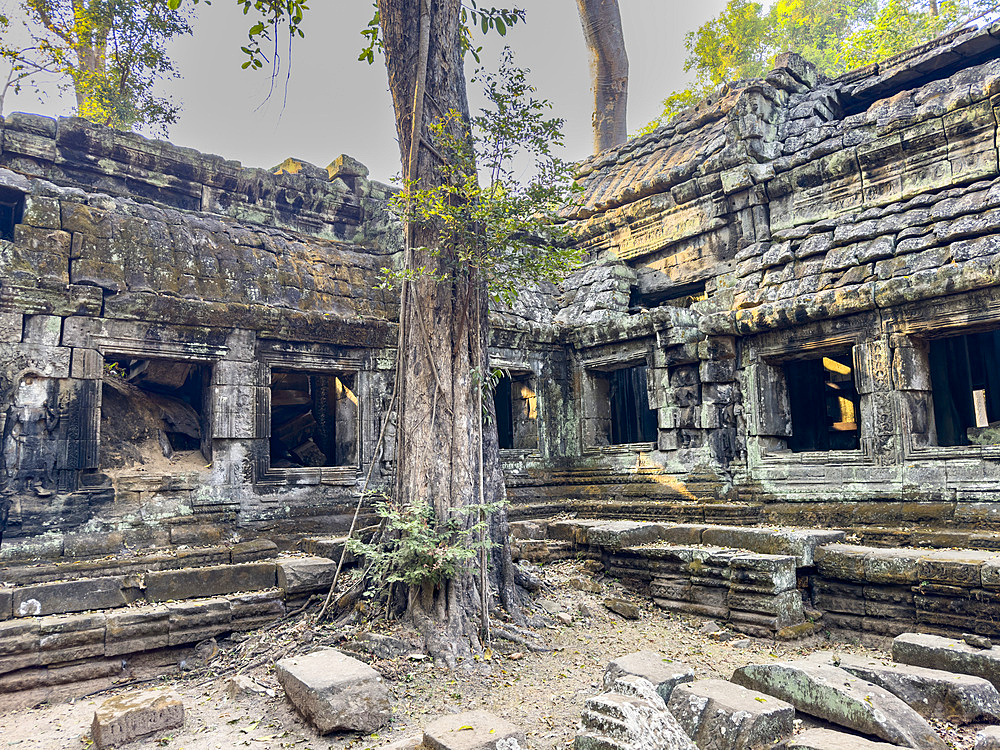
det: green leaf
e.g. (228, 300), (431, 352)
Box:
(496, 18), (506, 35)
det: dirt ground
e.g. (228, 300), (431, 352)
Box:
(0, 559), (987, 750)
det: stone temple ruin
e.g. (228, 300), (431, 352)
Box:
(7, 18), (1000, 749)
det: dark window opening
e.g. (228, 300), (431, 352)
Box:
(929, 330), (1000, 447)
(493, 373), (538, 450)
(629, 281), (707, 312)
(608, 365), (657, 445)
(0, 186), (25, 241)
(784, 354), (860, 452)
(270, 370), (358, 468)
(100, 357), (210, 470)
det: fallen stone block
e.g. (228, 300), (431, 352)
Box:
(577, 690), (696, 750)
(809, 650), (1000, 724)
(602, 650), (694, 702)
(732, 660), (946, 749)
(275, 648), (390, 733)
(276, 556), (337, 594)
(603, 598), (641, 620)
(423, 710), (525, 750)
(976, 726), (1000, 750)
(91, 689), (184, 749)
(667, 678), (794, 749)
(784, 728), (909, 749)
(226, 675), (274, 700)
(893, 632), (1000, 691)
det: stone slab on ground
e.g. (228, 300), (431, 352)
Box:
(603, 598), (641, 620)
(275, 648), (390, 734)
(667, 678), (795, 750)
(732, 660), (947, 749)
(275, 556), (337, 594)
(976, 726), (1000, 749)
(893, 632), (1000, 691)
(603, 650), (694, 702)
(577, 690), (697, 750)
(783, 728), (908, 749)
(808, 650), (1000, 724)
(91, 689), (184, 748)
(423, 710), (525, 750)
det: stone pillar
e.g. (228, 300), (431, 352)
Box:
(853, 336), (898, 465)
(890, 334), (935, 450)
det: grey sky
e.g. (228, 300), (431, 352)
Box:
(3, 0), (728, 184)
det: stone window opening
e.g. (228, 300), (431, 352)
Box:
(493, 372), (538, 451)
(629, 281), (707, 312)
(269, 369), (358, 468)
(0, 186), (25, 241)
(928, 329), (1000, 447)
(783, 353), (861, 452)
(100, 356), (210, 472)
(587, 363), (657, 446)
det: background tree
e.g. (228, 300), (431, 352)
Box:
(576, 0), (628, 154)
(1, 0), (192, 133)
(642, 0), (996, 130)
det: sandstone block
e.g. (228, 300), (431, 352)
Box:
(786, 728), (909, 749)
(587, 521), (670, 550)
(424, 710), (525, 750)
(276, 556), (337, 594)
(667, 678), (794, 749)
(809, 650), (1000, 724)
(893, 632), (1000, 690)
(732, 660), (946, 749)
(976, 726), (1000, 750)
(144, 563), (276, 603)
(603, 650), (694, 702)
(91, 690), (184, 748)
(13, 577), (126, 617)
(603, 598), (641, 620)
(577, 691), (696, 750)
(275, 648), (391, 734)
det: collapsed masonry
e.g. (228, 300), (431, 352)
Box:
(2, 28), (1000, 571)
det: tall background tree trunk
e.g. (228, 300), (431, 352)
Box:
(576, 0), (629, 154)
(378, 0), (511, 666)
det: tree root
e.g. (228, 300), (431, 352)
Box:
(492, 625), (553, 652)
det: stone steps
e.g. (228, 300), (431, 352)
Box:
(0, 539), (278, 587)
(0, 555), (342, 693)
(511, 519), (839, 639)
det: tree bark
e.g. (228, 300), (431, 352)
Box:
(377, 0), (515, 666)
(576, 0), (629, 154)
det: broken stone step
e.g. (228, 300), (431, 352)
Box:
(276, 556), (338, 595)
(91, 689), (184, 749)
(893, 632), (1000, 691)
(668, 678), (794, 750)
(578, 691), (697, 750)
(602, 650), (694, 702)
(732, 660), (947, 749)
(782, 728), (909, 749)
(275, 648), (391, 734)
(423, 710), (524, 750)
(808, 650), (1000, 724)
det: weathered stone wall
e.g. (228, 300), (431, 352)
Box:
(6, 22), (1000, 552)
(547, 22), (1000, 521)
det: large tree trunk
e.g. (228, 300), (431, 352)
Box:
(378, 0), (514, 666)
(576, 0), (629, 154)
